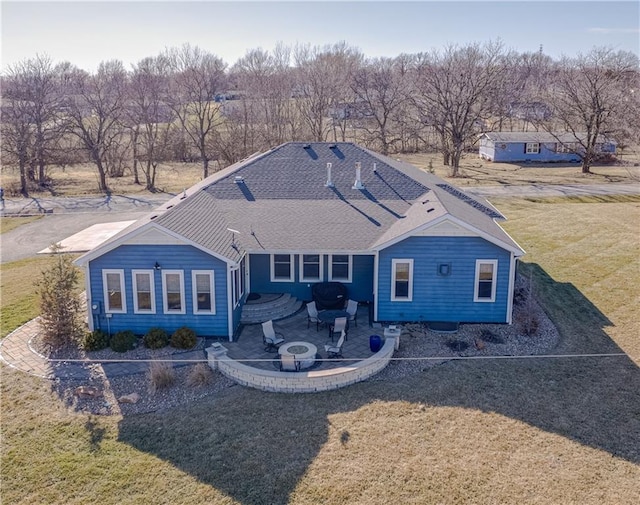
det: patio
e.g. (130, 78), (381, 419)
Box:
(206, 301), (398, 393)
(222, 304), (380, 372)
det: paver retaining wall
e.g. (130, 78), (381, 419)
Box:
(206, 338), (395, 393)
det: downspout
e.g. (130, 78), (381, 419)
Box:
(227, 265), (234, 341)
(506, 252), (516, 324)
(373, 250), (379, 322)
(85, 264), (94, 331)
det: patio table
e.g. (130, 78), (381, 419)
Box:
(318, 310), (349, 339)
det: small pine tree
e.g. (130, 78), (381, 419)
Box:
(37, 245), (84, 350)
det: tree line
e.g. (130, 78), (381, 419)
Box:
(1, 41), (638, 195)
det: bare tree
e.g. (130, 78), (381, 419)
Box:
(128, 56), (172, 190)
(165, 44), (226, 178)
(542, 48), (639, 173)
(65, 60), (128, 192)
(1, 55), (68, 194)
(413, 42), (506, 176)
(351, 56), (409, 154)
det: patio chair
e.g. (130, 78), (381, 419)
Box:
(325, 331), (346, 359)
(330, 316), (347, 342)
(345, 299), (358, 327)
(306, 301), (322, 331)
(262, 320), (285, 352)
(279, 353), (301, 372)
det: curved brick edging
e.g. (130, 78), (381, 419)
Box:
(209, 338), (396, 393)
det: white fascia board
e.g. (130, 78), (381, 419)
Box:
(74, 222), (236, 267)
(372, 214), (525, 257)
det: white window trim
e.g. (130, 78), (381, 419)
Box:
(525, 142), (540, 154)
(132, 269), (155, 314)
(270, 254), (295, 282)
(329, 254), (352, 283)
(162, 270), (186, 314)
(231, 266), (242, 308)
(192, 270), (215, 315)
(391, 259), (413, 302)
(299, 254), (324, 282)
(102, 269), (126, 313)
(474, 259), (498, 303)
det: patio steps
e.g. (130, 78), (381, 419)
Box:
(240, 293), (304, 324)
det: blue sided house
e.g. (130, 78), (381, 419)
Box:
(479, 132), (616, 163)
(75, 142), (525, 340)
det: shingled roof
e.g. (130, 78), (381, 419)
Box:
(77, 142), (524, 265)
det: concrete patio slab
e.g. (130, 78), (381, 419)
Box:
(37, 220), (135, 254)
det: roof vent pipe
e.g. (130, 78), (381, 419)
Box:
(325, 162), (334, 187)
(352, 161), (364, 190)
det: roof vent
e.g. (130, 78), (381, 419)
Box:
(373, 162), (377, 172)
(329, 144), (337, 149)
(352, 161), (364, 190)
(234, 175), (244, 184)
(325, 162), (334, 188)
(303, 144), (311, 149)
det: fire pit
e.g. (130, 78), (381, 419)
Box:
(278, 341), (317, 369)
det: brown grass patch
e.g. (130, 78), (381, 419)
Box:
(147, 361), (176, 394)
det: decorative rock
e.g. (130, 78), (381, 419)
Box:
(118, 392), (141, 404)
(74, 386), (102, 399)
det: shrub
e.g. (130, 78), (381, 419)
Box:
(186, 363), (213, 387)
(170, 326), (197, 349)
(83, 329), (110, 351)
(516, 311), (540, 336)
(143, 327), (168, 349)
(110, 330), (137, 353)
(147, 361), (175, 393)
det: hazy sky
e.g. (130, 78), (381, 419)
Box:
(1, 1), (638, 72)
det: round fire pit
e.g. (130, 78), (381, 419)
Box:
(278, 341), (317, 369)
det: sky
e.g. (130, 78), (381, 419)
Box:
(1, 0), (638, 73)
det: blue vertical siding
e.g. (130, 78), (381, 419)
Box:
(249, 253), (374, 302)
(89, 244), (230, 337)
(377, 236), (512, 323)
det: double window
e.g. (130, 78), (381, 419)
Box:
(474, 260), (497, 302)
(103, 269), (126, 313)
(391, 259), (413, 301)
(329, 254), (352, 282)
(192, 271), (215, 314)
(132, 270), (155, 313)
(162, 270), (185, 314)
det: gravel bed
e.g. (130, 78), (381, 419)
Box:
(38, 275), (558, 416)
(373, 276), (559, 381)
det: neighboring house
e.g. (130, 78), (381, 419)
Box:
(479, 132), (616, 163)
(75, 142), (525, 340)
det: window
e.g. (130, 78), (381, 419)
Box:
(474, 260), (498, 302)
(329, 254), (352, 282)
(132, 270), (155, 313)
(525, 142), (540, 154)
(231, 265), (243, 307)
(103, 269), (126, 313)
(300, 254), (323, 282)
(162, 270), (185, 313)
(192, 271), (215, 314)
(391, 259), (413, 301)
(270, 254), (294, 282)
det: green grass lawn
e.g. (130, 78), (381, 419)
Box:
(1, 198), (639, 504)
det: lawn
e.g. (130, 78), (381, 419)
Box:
(1, 198), (639, 504)
(0, 216), (43, 234)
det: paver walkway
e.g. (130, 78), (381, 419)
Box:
(0, 318), (206, 380)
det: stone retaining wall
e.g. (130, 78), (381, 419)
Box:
(206, 338), (395, 393)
